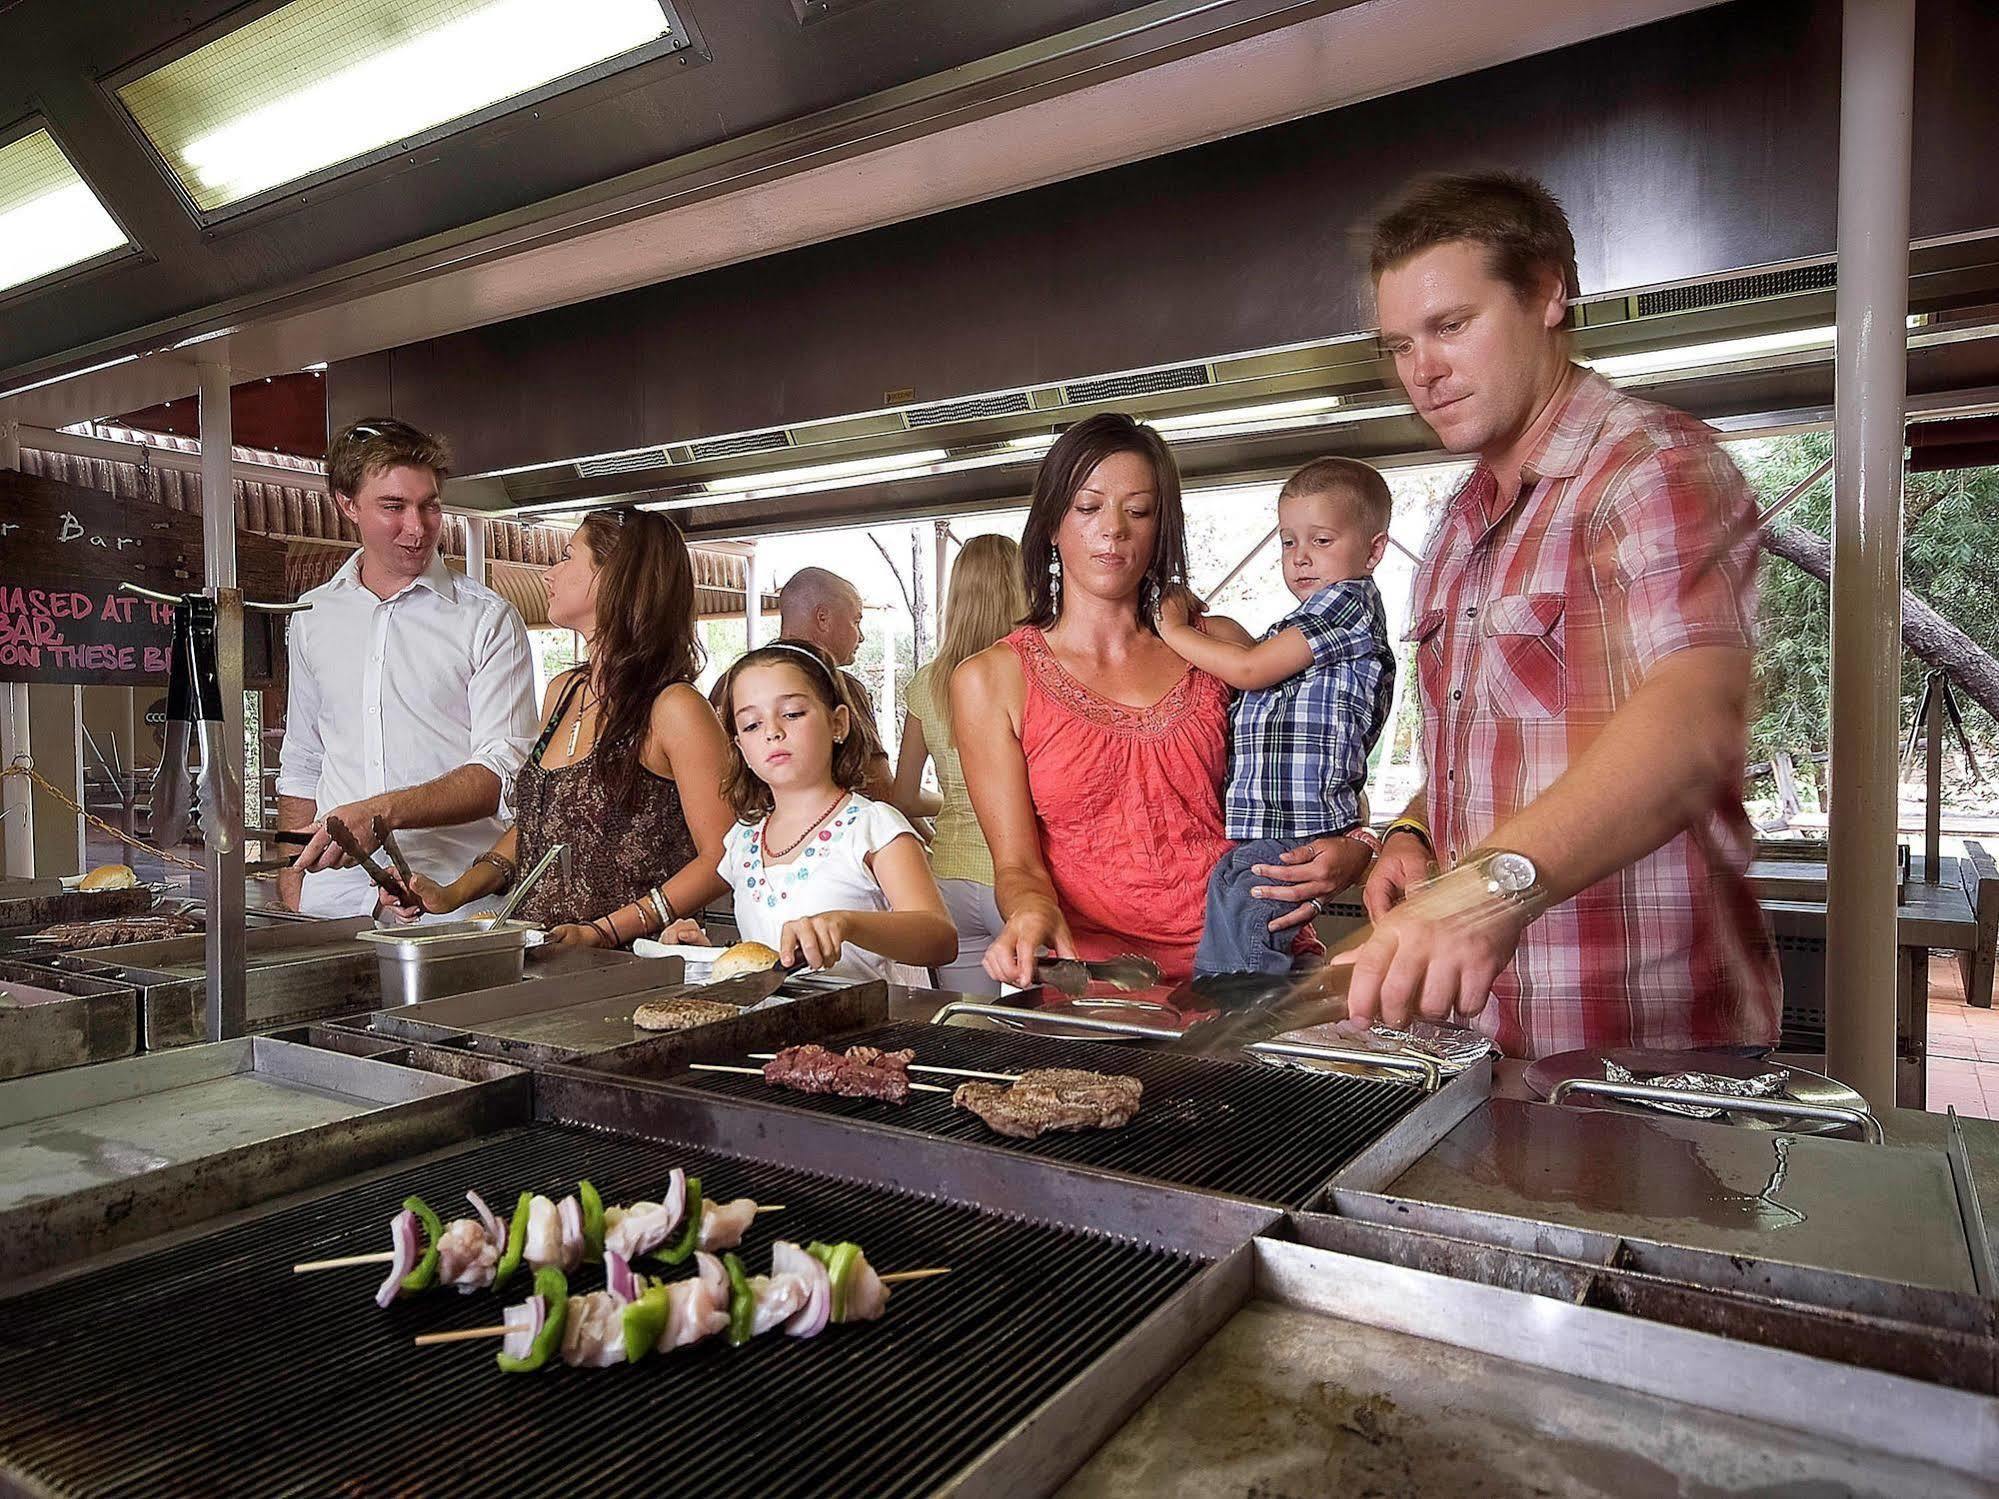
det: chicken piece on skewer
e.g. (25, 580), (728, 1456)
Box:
(522, 1193), (586, 1274)
(659, 1252), (734, 1351)
(697, 1195), (759, 1253)
(602, 1170), (686, 1261)
(561, 1289), (630, 1368)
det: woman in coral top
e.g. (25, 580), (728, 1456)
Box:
(953, 412), (1234, 986)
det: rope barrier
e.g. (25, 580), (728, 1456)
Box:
(2, 760), (203, 872)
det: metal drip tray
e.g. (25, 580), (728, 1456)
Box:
(1063, 1239), (1995, 1497)
(1383, 1098), (1982, 1295)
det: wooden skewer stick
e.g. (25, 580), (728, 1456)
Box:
(413, 1267), (955, 1343)
(294, 1251), (396, 1273)
(747, 1053), (1019, 1084)
(414, 1325), (515, 1346)
(686, 1062), (950, 1095)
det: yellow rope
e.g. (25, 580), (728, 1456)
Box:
(1, 761), (204, 872)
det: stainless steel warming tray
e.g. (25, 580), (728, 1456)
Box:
(0, 959), (140, 1080)
(0, 1036), (526, 1281)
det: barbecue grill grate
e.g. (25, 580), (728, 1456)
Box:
(0, 1123), (1203, 1498)
(672, 1021), (1425, 1206)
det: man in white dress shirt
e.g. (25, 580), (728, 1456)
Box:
(276, 419), (537, 918)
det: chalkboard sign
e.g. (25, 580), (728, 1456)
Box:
(0, 470), (286, 687)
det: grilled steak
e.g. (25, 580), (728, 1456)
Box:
(952, 1068), (1144, 1139)
(762, 1044), (915, 1103)
(632, 998), (740, 1032)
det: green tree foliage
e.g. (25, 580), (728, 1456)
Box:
(1734, 432), (1999, 786)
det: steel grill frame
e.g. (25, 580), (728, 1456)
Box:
(652, 1021), (1433, 1207)
(0, 1121), (1216, 1499)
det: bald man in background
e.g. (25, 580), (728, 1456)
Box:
(716, 566), (892, 798)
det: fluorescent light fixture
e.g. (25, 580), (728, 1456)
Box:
(702, 450), (948, 494)
(0, 352), (140, 403)
(1005, 434), (1059, 452)
(119, 0), (675, 213)
(1149, 396), (1343, 434)
(0, 129), (128, 295)
(1588, 326), (1834, 378)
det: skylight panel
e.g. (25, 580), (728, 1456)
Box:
(0, 129), (129, 296)
(118, 0), (679, 215)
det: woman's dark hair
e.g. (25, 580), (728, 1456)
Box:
(716, 638), (873, 822)
(1019, 412), (1188, 631)
(575, 507), (701, 808)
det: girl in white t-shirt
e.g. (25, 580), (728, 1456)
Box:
(715, 640), (956, 984)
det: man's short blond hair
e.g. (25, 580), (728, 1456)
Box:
(327, 418), (451, 500)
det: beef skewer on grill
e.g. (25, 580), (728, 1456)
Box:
(414, 1241), (944, 1371)
(686, 1044), (951, 1101)
(747, 1051), (1022, 1083)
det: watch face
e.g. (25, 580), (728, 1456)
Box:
(1488, 851), (1537, 895)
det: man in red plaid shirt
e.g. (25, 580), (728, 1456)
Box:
(1339, 171), (1780, 1058)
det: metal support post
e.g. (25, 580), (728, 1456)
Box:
(1924, 672), (1943, 883)
(934, 520), (950, 627)
(198, 360), (246, 1041)
(463, 515), (488, 586)
(1824, 0), (1914, 1110)
(744, 542), (763, 649)
(0, 414), (19, 470)
(0, 685), (31, 877)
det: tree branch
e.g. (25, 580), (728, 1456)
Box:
(1760, 522), (1999, 723)
(869, 533), (916, 616)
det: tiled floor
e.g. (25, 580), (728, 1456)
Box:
(1926, 955), (1999, 1118)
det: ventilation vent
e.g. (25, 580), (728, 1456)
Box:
(575, 448), (669, 478)
(905, 391), (1033, 428)
(689, 429), (792, 461)
(1063, 363), (1211, 404)
(1636, 263), (1836, 318)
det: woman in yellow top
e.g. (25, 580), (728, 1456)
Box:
(890, 534), (1027, 994)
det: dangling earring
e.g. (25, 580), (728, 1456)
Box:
(1047, 553), (1062, 612)
(1139, 571), (1159, 619)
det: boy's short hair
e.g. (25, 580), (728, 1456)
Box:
(327, 418), (451, 500)
(1369, 169), (1580, 303)
(1279, 456), (1392, 535)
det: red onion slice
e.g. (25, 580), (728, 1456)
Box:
(661, 1168), (686, 1242)
(374, 1210), (420, 1308)
(501, 1294), (545, 1362)
(467, 1190), (501, 1245)
(557, 1195), (584, 1269)
(606, 1250), (638, 1304)
(694, 1251), (729, 1307)
(774, 1241), (831, 1338)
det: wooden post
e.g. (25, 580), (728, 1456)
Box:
(1924, 670), (1944, 883)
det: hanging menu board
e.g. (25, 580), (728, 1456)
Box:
(0, 469), (287, 687)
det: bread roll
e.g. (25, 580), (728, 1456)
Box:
(709, 940), (780, 980)
(78, 864), (138, 891)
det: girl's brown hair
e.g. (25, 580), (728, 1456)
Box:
(1020, 412), (1188, 632)
(716, 639), (873, 821)
(574, 507), (701, 808)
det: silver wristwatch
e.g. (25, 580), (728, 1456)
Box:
(1466, 848), (1541, 908)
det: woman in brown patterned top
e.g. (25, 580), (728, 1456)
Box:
(390, 508), (732, 946)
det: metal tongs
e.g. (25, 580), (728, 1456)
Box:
(491, 842), (567, 924)
(1035, 952), (1163, 998)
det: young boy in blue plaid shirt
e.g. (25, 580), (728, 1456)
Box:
(1157, 457), (1396, 975)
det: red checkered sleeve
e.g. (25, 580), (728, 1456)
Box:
(1592, 434), (1760, 680)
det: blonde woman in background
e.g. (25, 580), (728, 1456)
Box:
(890, 534), (1028, 994)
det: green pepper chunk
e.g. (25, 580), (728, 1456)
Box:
(496, 1267), (569, 1374)
(492, 1190), (532, 1291)
(400, 1196), (444, 1294)
(622, 1285), (672, 1363)
(820, 1242), (860, 1324)
(648, 1177), (702, 1267)
(724, 1251), (755, 1347)
(580, 1180), (605, 1264)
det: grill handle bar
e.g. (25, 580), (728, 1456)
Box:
(928, 1000), (1181, 1042)
(1548, 1077), (1883, 1144)
(1244, 1039), (1441, 1092)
